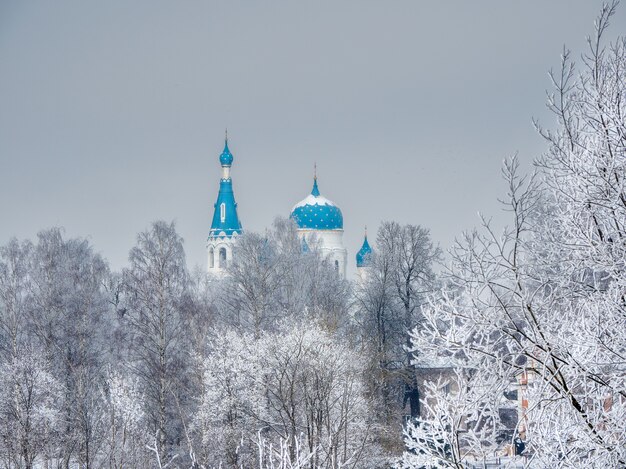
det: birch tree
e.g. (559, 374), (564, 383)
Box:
(26, 228), (110, 469)
(122, 221), (191, 462)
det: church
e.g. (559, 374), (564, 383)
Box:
(206, 136), (372, 279)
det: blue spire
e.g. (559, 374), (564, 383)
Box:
(356, 228), (373, 267)
(311, 178), (320, 197)
(209, 135), (242, 239)
(311, 163), (320, 196)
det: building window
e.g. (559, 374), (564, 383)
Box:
(220, 203), (226, 223)
(334, 260), (339, 272)
(219, 247), (227, 268)
(208, 248), (214, 268)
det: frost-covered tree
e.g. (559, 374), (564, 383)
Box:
(26, 228), (110, 468)
(218, 218), (350, 335)
(354, 222), (440, 449)
(122, 221), (191, 462)
(0, 232), (114, 468)
(402, 4), (626, 467)
(0, 351), (62, 469)
(0, 239), (32, 363)
(377, 223), (441, 351)
(101, 368), (149, 469)
(193, 328), (262, 467)
(195, 321), (382, 469)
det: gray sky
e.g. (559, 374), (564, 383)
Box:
(1, 1), (624, 274)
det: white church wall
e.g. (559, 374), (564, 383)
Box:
(297, 229), (347, 278)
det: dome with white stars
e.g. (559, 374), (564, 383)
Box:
(290, 177), (343, 230)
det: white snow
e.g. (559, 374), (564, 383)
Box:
(291, 194), (336, 211)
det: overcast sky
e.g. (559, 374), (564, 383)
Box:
(1, 1), (625, 274)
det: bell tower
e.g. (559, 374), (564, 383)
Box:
(207, 131), (243, 273)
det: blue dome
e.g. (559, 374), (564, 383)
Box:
(219, 141), (233, 166)
(290, 178), (343, 230)
(356, 234), (372, 267)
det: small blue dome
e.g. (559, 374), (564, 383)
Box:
(356, 233), (372, 267)
(290, 178), (343, 230)
(219, 141), (233, 166)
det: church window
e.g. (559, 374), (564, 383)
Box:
(219, 247), (227, 268)
(209, 248), (214, 268)
(334, 260), (339, 271)
(220, 203), (226, 223)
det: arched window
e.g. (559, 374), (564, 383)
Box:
(220, 203), (226, 223)
(208, 248), (214, 268)
(334, 260), (339, 272)
(219, 247), (227, 268)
